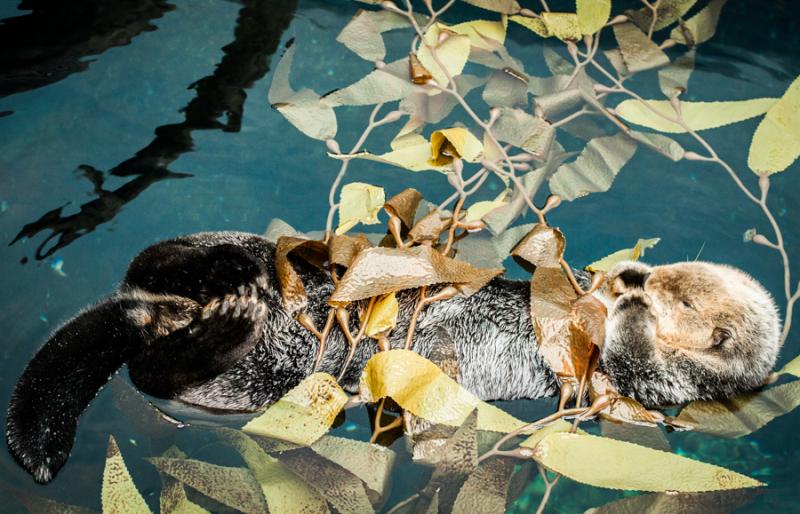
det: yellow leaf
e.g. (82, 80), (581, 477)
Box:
(670, 0), (728, 46)
(586, 238), (660, 273)
(328, 134), (448, 173)
(464, 193), (509, 222)
(748, 75), (800, 175)
(461, 0), (520, 13)
(509, 15), (550, 37)
(359, 349), (531, 433)
(242, 373), (348, 445)
(615, 98), (777, 133)
(779, 353), (800, 377)
(533, 432), (763, 492)
(363, 292), (399, 337)
(541, 12), (581, 40)
(577, 0), (610, 35)
(445, 19), (506, 51)
(430, 127), (484, 165)
(336, 182), (386, 235)
(416, 24), (471, 86)
(102, 436), (152, 514)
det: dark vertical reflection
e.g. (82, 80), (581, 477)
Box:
(10, 0), (299, 260)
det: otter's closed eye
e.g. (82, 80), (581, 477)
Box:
(712, 327), (732, 346)
(680, 299), (695, 309)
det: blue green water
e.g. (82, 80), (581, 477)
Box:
(0, 0), (798, 512)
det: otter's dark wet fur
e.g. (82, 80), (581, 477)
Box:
(6, 231), (781, 484)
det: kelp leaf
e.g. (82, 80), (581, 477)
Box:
(461, 0), (521, 14)
(577, 0), (611, 35)
(329, 246), (502, 304)
(417, 25), (471, 86)
(359, 349), (533, 433)
(275, 236), (329, 313)
(519, 418), (576, 449)
(336, 10), (421, 61)
(482, 69), (529, 109)
(102, 436), (151, 514)
(465, 195), (509, 223)
(148, 458), (268, 514)
(363, 292), (399, 337)
(615, 98), (777, 133)
(549, 133), (638, 201)
(329, 234), (372, 268)
(269, 41), (336, 140)
(586, 489), (757, 514)
(613, 22), (670, 73)
(779, 354), (800, 377)
(384, 188), (422, 229)
(217, 429), (329, 513)
(337, 182), (386, 235)
(323, 63), (413, 107)
(600, 420), (672, 453)
(491, 108), (554, 159)
(511, 224), (565, 269)
(157, 447), (211, 514)
(446, 19), (506, 51)
(625, 0), (698, 33)
(242, 373), (348, 445)
(629, 131), (685, 161)
(311, 436), (396, 500)
(509, 15), (550, 37)
(675, 380), (800, 438)
(8, 491), (97, 514)
(532, 432), (763, 491)
(329, 134), (449, 173)
(748, 75), (800, 175)
(430, 127), (484, 164)
(586, 238), (660, 273)
(452, 458), (516, 514)
(658, 49), (696, 97)
(510, 13), (581, 40)
(670, 0), (729, 46)
(401, 74), (486, 123)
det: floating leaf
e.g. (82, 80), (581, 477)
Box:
(264, 217), (300, 242)
(748, 75), (800, 175)
(615, 98), (777, 133)
(629, 131), (685, 161)
(532, 432), (763, 491)
(626, 0), (698, 33)
(359, 350), (532, 433)
(275, 236), (328, 313)
(384, 188), (422, 229)
(779, 353), (800, 377)
(330, 246), (502, 304)
(549, 133), (638, 201)
(363, 293), (399, 337)
(670, 0), (729, 46)
(269, 41), (337, 140)
(613, 22), (670, 73)
(586, 489), (757, 514)
(310, 436), (396, 501)
(483, 69), (529, 108)
(430, 127), (484, 165)
(337, 10), (421, 61)
(491, 108), (554, 159)
(329, 133), (448, 173)
(586, 238), (660, 273)
(461, 0), (521, 14)
(675, 380), (800, 438)
(511, 224), (565, 269)
(658, 49), (696, 97)
(323, 61), (413, 106)
(577, 0), (611, 35)
(337, 182), (386, 235)
(416, 24), (471, 86)
(452, 458), (516, 514)
(401, 74), (486, 123)
(242, 373), (348, 445)
(465, 194), (509, 223)
(149, 458), (268, 514)
(329, 234), (372, 268)
(446, 19), (506, 51)
(102, 436), (151, 514)
(519, 418), (576, 449)
(543, 46), (574, 75)
(510, 13), (581, 41)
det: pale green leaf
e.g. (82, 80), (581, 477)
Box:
(779, 353), (800, 376)
(670, 0), (729, 46)
(446, 19), (506, 51)
(336, 10), (420, 61)
(577, 0), (611, 35)
(417, 24), (471, 86)
(483, 69), (529, 108)
(323, 60), (413, 106)
(549, 133), (638, 201)
(658, 49), (696, 97)
(615, 98), (778, 133)
(461, 0), (521, 14)
(465, 193), (509, 222)
(452, 458), (516, 514)
(401, 74), (486, 123)
(336, 182), (386, 235)
(586, 238), (660, 273)
(626, 0), (698, 32)
(613, 22), (670, 73)
(102, 436), (151, 514)
(328, 134), (448, 173)
(586, 489), (757, 514)
(491, 107), (555, 158)
(629, 131), (685, 161)
(748, 75), (800, 175)
(532, 432), (763, 491)
(543, 46), (574, 75)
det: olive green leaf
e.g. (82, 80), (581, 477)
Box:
(157, 447), (211, 514)
(658, 49), (695, 97)
(102, 436), (151, 514)
(586, 489), (757, 514)
(586, 238), (660, 273)
(9, 490), (97, 514)
(337, 10), (424, 61)
(613, 22), (670, 73)
(531, 432), (763, 491)
(451, 457), (516, 514)
(310, 436), (397, 502)
(599, 420), (672, 453)
(323, 59), (413, 106)
(549, 133), (638, 201)
(748, 75), (800, 175)
(483, 69), (529, 108)
(670, 0), (729, 46)
(779, 353), (800, 377)
(268, 41), (337, 140)
(625, 0), (698, 33)
(629, 131), (685, 161)
(336, 182), (386, 235)
(675, 380), (800, 438)
(510, 13), (581, 41)
(577, 0), (611, 35)
(615, 98), (777, 133)
(491, 108), (555, 159)
(461, 0), (521, 14)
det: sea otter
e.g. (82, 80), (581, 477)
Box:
(5, 231), (782, 484)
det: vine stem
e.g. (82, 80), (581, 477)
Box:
(641, 0), (662, 40)
(535, 464), (560, 514)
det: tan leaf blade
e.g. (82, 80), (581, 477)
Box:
(511, 224), (565, 269)
(533, 432), (763, 491)
(102, 436), (151, 514)
(329, 234), (372, 268)
(491, 108), (554, 159)
(747, 75), (800, 175)
(670, 0), (729, 46)
(275, 236), (329, 313)
(452, 457), (517, 513)
(586, 489), (757, 514)
(242, 373), (348, 445)
(383, 188), (422, 229)
(614, 98), (777, 133)
(658, 49), (696, 97)
(613, 22), (670, 73)
(625, 0), (698, 33)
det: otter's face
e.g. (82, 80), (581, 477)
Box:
(597, 261), (781, 407)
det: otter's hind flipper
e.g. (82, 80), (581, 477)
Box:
(6, 294), (197, 484)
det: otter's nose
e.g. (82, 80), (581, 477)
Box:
(618, 269), (650, 290)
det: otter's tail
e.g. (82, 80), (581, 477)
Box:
(6, 298), (146, 484)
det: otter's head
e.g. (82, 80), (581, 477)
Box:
(597, 261), (781, 407)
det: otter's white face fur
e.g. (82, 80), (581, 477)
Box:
(596, 261), (781, 407)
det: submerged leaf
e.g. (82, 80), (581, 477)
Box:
(102, 436), (151, 514)
(310, 436), (396, 501)
(532, 432), (763, 491)
(577, 0), (611, 35)
(323, 62), (413, 106)
(337, 182), (386, 235)
(417, 25), (471, 86)
(491, 108), (554, 159)
(625, 0), (698, 33)
(452, 458), (516, 514)
(482, 69), (529, 108)
(615, 98), (777, 133)
(586, 238), (660, 273)
(748, 75), (800, 175)
(337, 10), (420, 61)
(629, 131), (685, 161)
(402, 74), (486, 123)
(446, 19), (506, 51)
(675, 380), (800, 438)
(600, 420), (672, 452)
(363, 292), (399, 337)
(779, 354), (800, 377)
(157, 447), (211, 514)
(586, 489), (757, 514)
(430, 127), (484, 165)
(658, 49), (696, 97)
(461, 0), (521, 14)
(613, 22), (670, 73)
(670, 0), (729, 46)
(242, 373), (348, 445)
(549, 133), (638, 201)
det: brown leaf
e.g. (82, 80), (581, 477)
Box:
(590, 371), (662, 425)
(587, 489), (757, 514)
(408, 210), (449, 243)
(409, 53), (432, 84)
(329, 234), (372, 268)
(275, 236), (329, 313)
(329, 246), (502, 305)
(384, 188), (422, 229)
(511, 224), (565, 269)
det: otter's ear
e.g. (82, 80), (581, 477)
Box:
(604, 261), (652, 297)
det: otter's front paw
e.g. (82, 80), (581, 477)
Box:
(197, 245), (269, 301)
(602, 261), (652, 299)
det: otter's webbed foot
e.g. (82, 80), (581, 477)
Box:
(129, 284), (268, 399)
